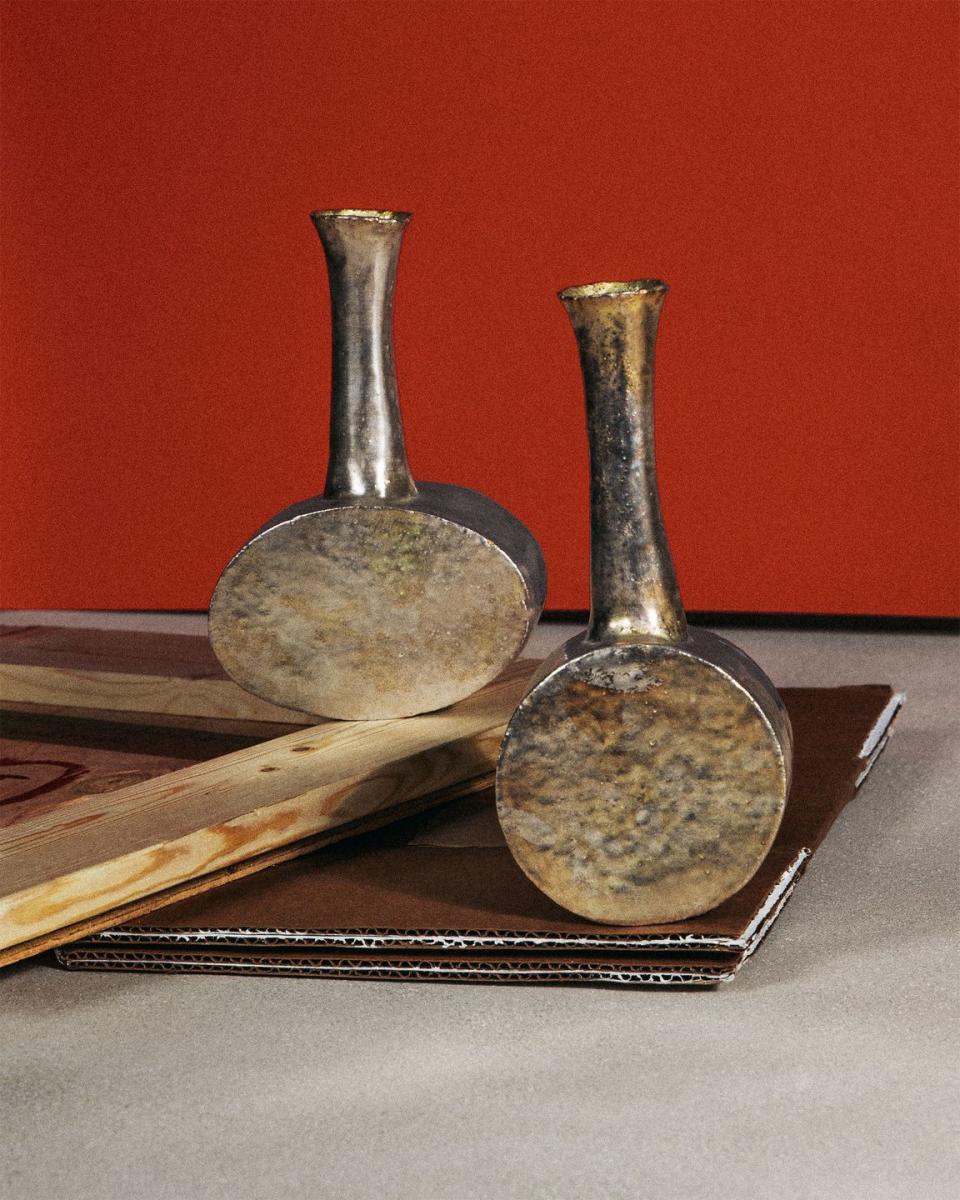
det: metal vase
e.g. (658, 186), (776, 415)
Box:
(496, 280), (792, 925)
(209, 210), (546, 720)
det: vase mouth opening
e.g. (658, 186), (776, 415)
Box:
(311, 208), (412, 224)
(558, 279), (669, 301)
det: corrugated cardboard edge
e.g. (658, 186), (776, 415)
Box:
(54, 950), (737, 987)
(79, 850), (812, 954)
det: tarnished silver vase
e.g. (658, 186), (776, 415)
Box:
(210, 210), (546, 720)
(496, 280), (792, 925)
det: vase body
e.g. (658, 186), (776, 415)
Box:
(496, 280), (791, 925)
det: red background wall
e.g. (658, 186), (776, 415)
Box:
(2, 0), (957, 616)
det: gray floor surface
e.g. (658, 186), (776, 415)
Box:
(1, 612), (957, 1199)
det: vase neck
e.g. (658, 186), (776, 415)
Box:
(559, 280), (687, 645)
(312, 209), (417, 502)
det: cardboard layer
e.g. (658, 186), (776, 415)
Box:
(56, 946), (741, 987)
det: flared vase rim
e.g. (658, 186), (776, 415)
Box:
(310, 208), (413, 224)
(558, 279), (669, 301)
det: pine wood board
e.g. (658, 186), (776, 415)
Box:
(0, 625), (309, 725)
(0, 654), (537, 964)
(0, 777), (493, 968)
(0, 699), (301, 740)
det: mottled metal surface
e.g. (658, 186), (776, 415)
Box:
(561, 281), (685, 644)
(498, 635), (789, 924)
(496, 280), (792, 924)
(311, 210), (417, 502)
(210, 210), (545, 719)
(209, 502), (537, 720)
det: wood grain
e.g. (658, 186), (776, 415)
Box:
(0, 662), (311, 724)
(0, 700), (301, 740)
(0, 776), (493, 968)
(0, 625), (309, 724)
(0, 656), (537, 959)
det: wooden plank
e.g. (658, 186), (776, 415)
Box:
(0, 625), (309, 724)
(0, 656), (536, 958)
(0, 662), (310, 724)
(2, 707), (267, 832)
(0, 700), (303, 740)
(0, 776), (493, 968)
(0, 624), (224, 675)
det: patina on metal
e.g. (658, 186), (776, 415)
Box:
(496, 280), (792, 925)
(209, 210), (545, 720)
